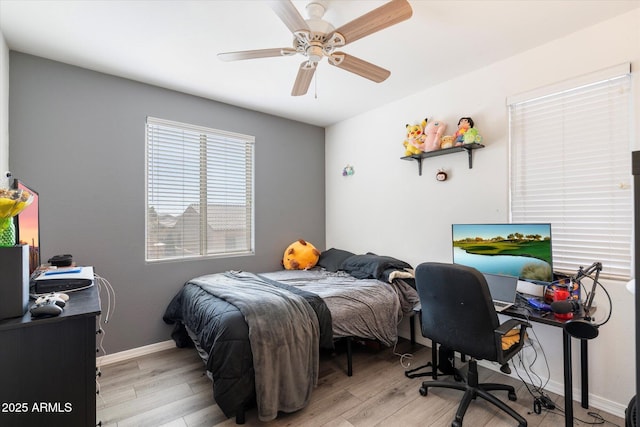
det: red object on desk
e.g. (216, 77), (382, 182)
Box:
(553, 288), (573, 320)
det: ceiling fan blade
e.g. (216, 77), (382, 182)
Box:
(328, 52), (390, 83)
(332, 0), (412, 46)
(291, 62), (316, 96)
(267, 0), (310, 34)
(218, 47), (296, 61)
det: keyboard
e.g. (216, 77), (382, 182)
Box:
(493, 301), (513, 312)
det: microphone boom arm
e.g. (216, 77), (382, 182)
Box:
(573, 262), (602, 316)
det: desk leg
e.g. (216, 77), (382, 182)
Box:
(563, 330), (574, 427)
(410, 312), (416, 346)
(581, 339), (589, 408)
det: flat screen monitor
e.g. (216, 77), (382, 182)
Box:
(452, 223), (553, 283)
(12, 179), (40, 275)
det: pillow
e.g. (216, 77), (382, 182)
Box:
(501, 328), (527, 351)
(340, 253), (412, 281)
(317, 248), (355, 272)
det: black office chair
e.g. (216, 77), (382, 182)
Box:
(415, 262), (530, 427)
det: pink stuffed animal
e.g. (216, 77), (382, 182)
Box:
(422, 119), (447, 152)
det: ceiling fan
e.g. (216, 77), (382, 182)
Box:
(217, 0), (413, 96)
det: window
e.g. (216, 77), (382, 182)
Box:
(508, 64), (632, 280)
(145, 117), (254, 262)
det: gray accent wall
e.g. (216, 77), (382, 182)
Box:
(9, 52), (325, 353)
(0, 33), (8, 173)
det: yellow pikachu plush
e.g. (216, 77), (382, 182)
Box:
(403, 118), (428, 156)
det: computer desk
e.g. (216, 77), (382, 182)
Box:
(503, 296), (591, 427)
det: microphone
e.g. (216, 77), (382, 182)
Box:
(558, 261), (604, 340)
(552, 300), (600, 339)
(550, 299), (580, 314)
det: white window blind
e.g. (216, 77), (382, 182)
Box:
(145, 117), (255, 262)
(509, 66), (632, 280)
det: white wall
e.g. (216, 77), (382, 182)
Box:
(326, 9), (640, 417)
(0, 31), (8, 175)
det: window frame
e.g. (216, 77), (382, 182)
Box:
(145, 116), (255, 263)
(508, 64), (633, 280)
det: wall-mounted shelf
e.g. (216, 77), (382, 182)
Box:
(401, 143), (485, 175)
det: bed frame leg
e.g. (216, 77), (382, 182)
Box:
(347, 337), (353, 376)
(235, 406), (245, 424)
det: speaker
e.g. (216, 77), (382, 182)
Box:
(0, 245), (30, 320)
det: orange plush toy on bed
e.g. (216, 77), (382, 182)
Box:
(282, 239), (320, 270)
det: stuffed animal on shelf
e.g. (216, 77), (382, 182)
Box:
(454, 117), (482, 146)
(453, 117), (474, 145)
(402, 118), (428, 156)
(440, 135), (455, 149)
(422, 119), (447, 152)
(462, 127), (483, 145)
(282, 239), (320, 270)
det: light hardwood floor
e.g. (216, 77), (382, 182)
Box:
(97, 339), (625, 427)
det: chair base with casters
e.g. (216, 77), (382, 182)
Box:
(419, 358), (526, 427)
(405, 344), (460, 380)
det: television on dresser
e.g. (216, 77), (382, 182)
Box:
(452, 223), (554, 284)
(12, 179), (40, 275)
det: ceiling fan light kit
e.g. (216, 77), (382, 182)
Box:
(218, 0), (413, 96)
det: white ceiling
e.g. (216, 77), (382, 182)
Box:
(1, 0), (639, 127)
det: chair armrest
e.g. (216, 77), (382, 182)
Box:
(494, 318), (531, 364)
(495, 318), (530, 336)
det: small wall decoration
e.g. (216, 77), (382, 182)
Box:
(436, 169), (448, 182)
(342, 165), (355, 176)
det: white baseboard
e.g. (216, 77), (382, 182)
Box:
(97, 340), (176, 366)
(479, 360), (626, 419)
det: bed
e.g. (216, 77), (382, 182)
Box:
(162, 250), (419, 423)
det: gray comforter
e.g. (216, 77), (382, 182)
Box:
(190, 271), (319, 422)
(164, 264), (419, 422)
(262, 269), (418, 346)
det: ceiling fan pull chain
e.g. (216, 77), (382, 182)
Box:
(314, 69), (318, 99)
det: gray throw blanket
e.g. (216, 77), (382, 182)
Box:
(191, 271), (319, 422)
